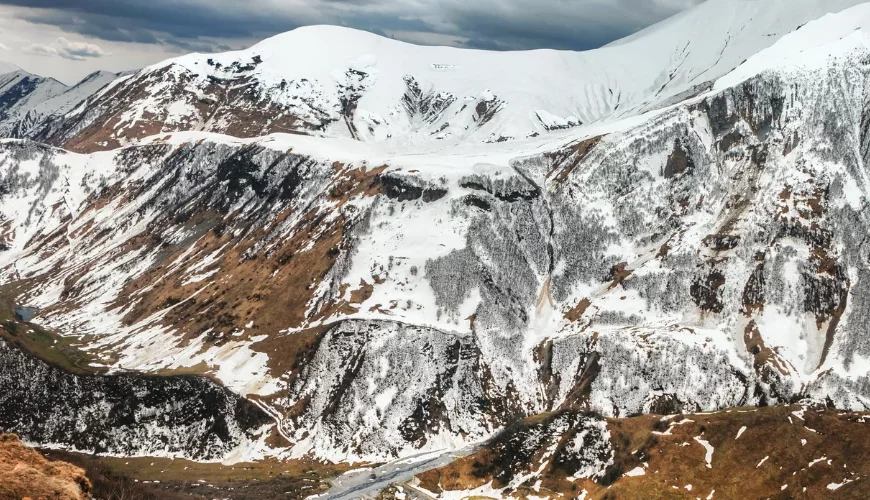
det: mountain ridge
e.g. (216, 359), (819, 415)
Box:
(0, 0), (861, 154)
(1, 1), (870, 494)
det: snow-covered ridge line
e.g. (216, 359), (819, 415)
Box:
(716, 2), (870, 90)
(3, 0), (864, 154)
(0, 67), (120, 140)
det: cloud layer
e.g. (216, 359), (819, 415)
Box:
(0, 0), (703, 52)
(25, 36), (106, 60)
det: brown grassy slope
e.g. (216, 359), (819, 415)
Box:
(0, 434), (91, 500)
(0, 282), (103, 376)
(40, 450), (355, 500)
(413, 405), (870, 499)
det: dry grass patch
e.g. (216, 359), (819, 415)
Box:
(42, 451), (354, 500)
(0, 434), (91, 500)
(0, 281), (103, 375)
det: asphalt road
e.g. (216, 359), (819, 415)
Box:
(322, 445), (476, 499)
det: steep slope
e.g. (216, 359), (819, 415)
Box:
(0, 69), (118, 140)
(32, 71), (121, 123)
(0, 340), (271, 460)
(0, 293), (273, 461)
(32, 0), (865, 153)
(0, 70), (68, 137)
(2, 0), (870, 472)
(402, 405), (870, 499)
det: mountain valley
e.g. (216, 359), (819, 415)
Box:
(2, 0), (870, 498)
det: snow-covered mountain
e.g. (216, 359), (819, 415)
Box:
(0, 68), (118, 140)
(0, 70), (67, 135)
(1, 0), (870, 481)
(1, 0), (858, 154)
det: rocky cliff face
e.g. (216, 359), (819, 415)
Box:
(0, 0), (869, 469)
(0, 340), (270, 460)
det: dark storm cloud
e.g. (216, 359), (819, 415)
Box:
(3, 1), (307, 41)
(442, 0), (705, 50)
(0, 0), (704, 52)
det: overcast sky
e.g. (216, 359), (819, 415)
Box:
(0, 0), (703, 84)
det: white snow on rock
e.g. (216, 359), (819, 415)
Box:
(0, 69), (119, 138)
(827, 478), (855, 490)
(624, 466), (646, 477)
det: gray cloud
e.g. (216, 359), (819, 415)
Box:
(24, 36), (107, 60)
(440, 0), (703, 50)
(0, 0), (703, 53)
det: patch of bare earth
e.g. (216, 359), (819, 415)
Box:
(546, 135), (604, 183)
(57, 66), (318, 154)
(109, 162), (376, 330)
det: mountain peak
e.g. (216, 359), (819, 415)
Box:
(258, 24), (401, 47)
